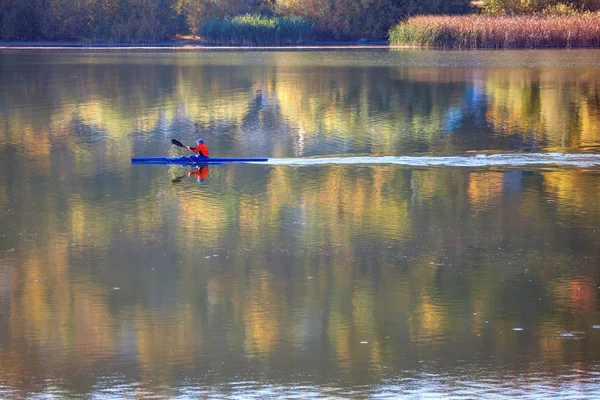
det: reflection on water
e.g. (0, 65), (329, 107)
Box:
(1, 49), (600, 398)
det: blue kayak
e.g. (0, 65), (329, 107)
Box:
(132, 156), (269, 165)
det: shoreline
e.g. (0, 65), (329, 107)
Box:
(2, 40), (600, 51)
(2, 41), (600, 51)
(0, 40), (390, 50)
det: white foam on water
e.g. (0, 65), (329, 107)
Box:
(260, 153), (600, 168)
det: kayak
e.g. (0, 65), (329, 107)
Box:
(132, 156), (269, 165)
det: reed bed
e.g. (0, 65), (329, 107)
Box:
(389, 14), (600, 48)
(199, 14), (315, 46)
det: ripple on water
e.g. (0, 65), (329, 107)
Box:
(4, 367), (600, 399)
(556, 331), (586, 340)
(264, 154), (600, 168)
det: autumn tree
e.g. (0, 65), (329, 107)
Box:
(275, 0), (471, 40)
(484, 0), (600, 14)
(0, 0), (46, 40)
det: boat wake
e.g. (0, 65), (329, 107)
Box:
(260, 153), (600, 168)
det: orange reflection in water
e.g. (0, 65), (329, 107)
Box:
(468, 171), (504, 211)
(243, 270), (283, 358)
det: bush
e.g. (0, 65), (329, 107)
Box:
(199, 14), (315, 45)
(542, 2), (581, 14)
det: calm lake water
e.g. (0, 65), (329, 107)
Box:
(1, 49), (600, 398)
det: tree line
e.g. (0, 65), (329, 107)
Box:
(0, 0), (471, 43)
(1, 0), (598, 43)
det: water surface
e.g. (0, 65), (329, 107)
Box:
(1, 49), (600, 398)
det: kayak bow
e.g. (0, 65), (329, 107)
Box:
(131, 156), (269, 165)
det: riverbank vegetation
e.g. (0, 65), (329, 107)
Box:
(0, 0), (471, 43)
(1, 0), (600, 46)
(389, 14), (600, 48)
(389, 0), (600, 48)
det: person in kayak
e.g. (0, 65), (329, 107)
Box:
(187, 139), (209, 157)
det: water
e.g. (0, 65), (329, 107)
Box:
(1, 49), (600, 398)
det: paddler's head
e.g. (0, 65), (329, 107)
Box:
(197, 139), (204, 144)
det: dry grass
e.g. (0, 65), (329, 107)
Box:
(389, 14), (600, 48)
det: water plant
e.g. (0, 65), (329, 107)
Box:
(389, 14), (600, 48)
(199, 14), (315, 46)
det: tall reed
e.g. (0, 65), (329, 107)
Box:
(389, 14), (600, 48)
(199, 14), (315, 46)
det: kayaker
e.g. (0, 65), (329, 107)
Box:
(187, 139), (209, 157)
(188, 165), (209, 183)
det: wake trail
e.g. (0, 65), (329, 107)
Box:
(258, 153), (600, 168)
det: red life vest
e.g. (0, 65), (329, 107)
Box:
(191, 143), (209, 156)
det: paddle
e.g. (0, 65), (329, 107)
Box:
(171, 139), (186, 148)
